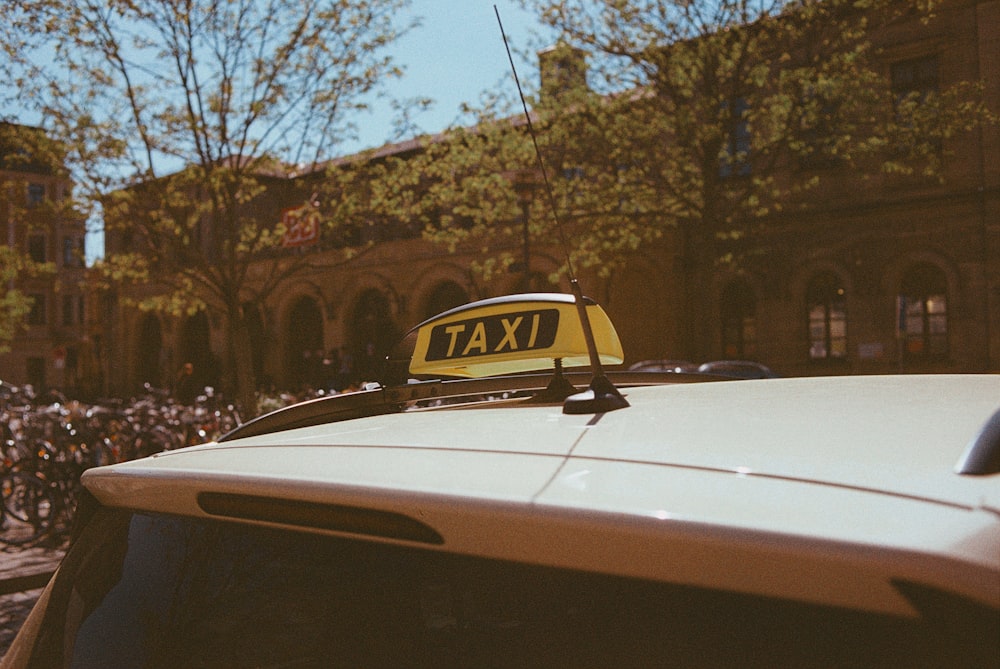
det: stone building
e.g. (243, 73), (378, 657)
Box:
(0, 123), (89, 393)
(101, 0), (998, 399)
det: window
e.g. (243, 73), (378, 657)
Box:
(19, 507), (996, 668)
(719, 99), (751, 178)
(721, 280), (756, 358)
(63, 236), (84, 268)
(28, 233), (46, 263)
(891, 55), (939, 102)
(898, 263), (948, 358)
(27, 183), (45, 207)
(27, 293), (46, 325)
(62, 294), (84, 326)
(807, 273), (847, 360)
(890, 55), (940, 153)
(798, 87), (842, 169)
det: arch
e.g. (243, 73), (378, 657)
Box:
(881, 249), (960, 304)
(135, 313), (163, 388)
(789, 258), (854, 304)
(346, 289), (398, 385)
(492, 251), (564, 296)
(720, 278), (758, 359)
(419, 281), (470, 322)
(283, 295), (325, 390)
(178, 311), (216, 390)
(336, 270), (401, 324)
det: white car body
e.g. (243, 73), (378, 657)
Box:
(80, 374), (1000, 616)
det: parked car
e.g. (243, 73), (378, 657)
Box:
(697, 359), (781, 379)
(627, 358), (698, 373)
(3, 294), (998, 668)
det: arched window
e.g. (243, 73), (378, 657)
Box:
(721, 280), (756, 359)
(179, 311), (215, 389)
(422, 281), (469, 322)
(807, 273), (847, 360)
(285, 297), (324, 389)
(136, 314), (163, 387)
(899, 263), (948, 358)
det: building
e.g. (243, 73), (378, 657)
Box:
(0, 123), (89, 393)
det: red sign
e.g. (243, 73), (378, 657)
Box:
(281, 204), (320, 248)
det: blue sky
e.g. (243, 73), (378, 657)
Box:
(347, 0), (552, 152)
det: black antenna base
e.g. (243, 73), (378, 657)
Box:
(527, 359), (577, 403)
(563, 374), (629, 415)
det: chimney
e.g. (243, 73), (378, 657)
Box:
(538, 43), (588, 101)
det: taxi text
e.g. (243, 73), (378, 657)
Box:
(425, 309), (560, 361)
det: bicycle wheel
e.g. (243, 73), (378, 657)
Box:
(0, 471), (56, 546)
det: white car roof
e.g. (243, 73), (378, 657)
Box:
(82, 373), (1000, 617)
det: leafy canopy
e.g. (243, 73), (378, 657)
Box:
(384, 0), (993, 280)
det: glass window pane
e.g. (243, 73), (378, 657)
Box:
(22, 506), (996, 669)
(928, 314), (947, 335)
(899, 264), (948, 357)
(829, 318), (846, 339)
(806, 274), (848, 361)
(926, 295), (946, 314)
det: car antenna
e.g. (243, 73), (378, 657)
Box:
(495, 6), (628, 414)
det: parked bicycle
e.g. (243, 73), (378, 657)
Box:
(0, 382), (246, 547)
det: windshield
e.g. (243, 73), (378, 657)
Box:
(14, 507), (997, 668)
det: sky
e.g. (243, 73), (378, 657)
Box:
(345, 0), (553, 153)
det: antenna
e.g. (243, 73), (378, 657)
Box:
(495, 6), (628, 414)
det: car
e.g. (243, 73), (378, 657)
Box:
(3, 293), (998, 668)
(696, 359), (781, 378)
(627, 358), (698, 373)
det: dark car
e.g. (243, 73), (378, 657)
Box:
(697, 359), (780, 379)
(627, 359), (698, 373)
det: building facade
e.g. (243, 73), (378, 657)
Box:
(0, 123), (89, 393)
(696, 0), (999, 377)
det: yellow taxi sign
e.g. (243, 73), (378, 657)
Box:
(407, 293), (624, 378)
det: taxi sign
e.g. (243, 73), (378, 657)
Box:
(406, 293), (624, 378)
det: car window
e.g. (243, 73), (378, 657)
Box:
(18, 507), (996, 668)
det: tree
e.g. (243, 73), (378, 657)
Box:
(0, 123), (66, 354)
(4, 0), (417, 415)
(390, 0), (994, 357)
(0, 249), (36, 353)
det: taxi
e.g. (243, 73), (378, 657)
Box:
(3, 293), (999, 668)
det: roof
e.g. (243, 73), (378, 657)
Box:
(81, 373), (1000, 617)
